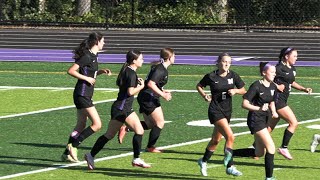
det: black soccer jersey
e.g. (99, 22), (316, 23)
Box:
(244, 80), (277, 108)
(274, 62), (296, 102)
(141, 63), (168, 98)
(199, 70), (245, 113)
(244, 80), (277, 134)
(74, 50), (98, 97)
(113, 67), (139, 111)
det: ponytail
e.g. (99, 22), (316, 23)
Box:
(72, 32), (103, 61)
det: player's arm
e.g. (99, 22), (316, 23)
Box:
(196, 83), (211, 102)
(148, 80), (171, 101)
(67, 63), (95, 85)
(292, 81), (312, 94)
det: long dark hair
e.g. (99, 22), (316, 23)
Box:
(150, 48), (174, 66)
(116, 50), (142, 87)
(72, 32), (104, 61)
(278, 47), (296, 63)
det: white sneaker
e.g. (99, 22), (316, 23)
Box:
(84, 153), (95, 170)
(226, 166), (243, 176)
(197, 158), (208, 176)
(277, 148), (293, 160)
(311, 134), (320, 153)
(132, 158), (151, 168)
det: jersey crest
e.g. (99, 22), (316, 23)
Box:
(228, 78), (234, 84)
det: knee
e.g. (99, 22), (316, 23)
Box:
(134, 129), (144, 135)
(91, 122), (102, 132)
(209, 138), (221, 146)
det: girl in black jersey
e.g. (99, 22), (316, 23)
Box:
(268, 47), (312, 160)
(84, 50), (151, 170)
(62, 32), (111, 162)
(234, 62), (278, 180)
(196, 53), (246, 177)
(117, 48), (174, 153)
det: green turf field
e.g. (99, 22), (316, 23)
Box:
(0, 62), (319, 180)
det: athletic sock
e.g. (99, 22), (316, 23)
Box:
(202, 148), (214, 162)
(133, 134), (143, 158)
(225, 148), (234, 167)
(281, 128), (293, 148)
(147, 126), (162, 148)
(72, 126), (95, 147)
(265, 152), (274, 178)
(90, 135), (110, 157)
(233, 148), (256, 157)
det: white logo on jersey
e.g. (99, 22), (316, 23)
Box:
(293, 71), (296, 76)
(214, 81), (219, 84)
(271, 90), (275, 96)
(228, 78), (233, 84)
(285, 73), (289, 75)
(260, 92), (264, 95)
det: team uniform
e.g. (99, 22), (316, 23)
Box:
(244, 80), (277, 134)
(137, 63), (168, 115)
(198, 70), (245, 124)
(274, 62), (296, 110)
(111, 66), (139, 123)
(73, 50), (98, 109)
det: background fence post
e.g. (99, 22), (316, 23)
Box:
(131, 0), (135, 25)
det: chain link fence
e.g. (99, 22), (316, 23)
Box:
(0, 0), (319, 31)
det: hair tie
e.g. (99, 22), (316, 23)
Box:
(159, 58), (164, 63)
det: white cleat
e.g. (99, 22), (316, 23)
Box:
(311, 134), (320, 153)
(132, 158), (151, 168)
(197, 158), (208, 176)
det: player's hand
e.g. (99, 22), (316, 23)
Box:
(86, 77), (96, 85)
(228, 89), (236, 96)
(163, 91), (172, 101)
(304, 87), (312, 94)
(204, 94), (212, 102)
(260, 103), (269, 111)
(272, 112), (279, 119)
(137, 78), (144, 87)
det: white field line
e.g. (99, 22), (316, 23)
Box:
(0, 86), (319, 119)
(0, 99), (116, 119)
(1, 86), (319, 95)
(1, 118), (319, 179)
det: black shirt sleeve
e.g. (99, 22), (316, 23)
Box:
(243, 81), (258, 103)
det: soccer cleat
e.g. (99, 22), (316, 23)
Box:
(223, 151), (232, 166)
(277, 148), (293, 160)
(197, 158), (208, 176)
(67, 143), (79, 162)
(226, 166), (243, 176)
(310, 134), (320, 153)
(145, 146), (163, 153)
(118, 125), (127, 144)
(61, 154), (79, 163)
(84, 153), (95, 170)
(266, 177), (276, 180)
(132, 158), (151, 168)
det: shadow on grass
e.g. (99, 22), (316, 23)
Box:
(67, 166), (223, 180)
(12, 142), (132, 152)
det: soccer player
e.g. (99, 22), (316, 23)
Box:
(117, 48), (174, 153)
(196, 53), (246, 177)
(84, 50), (151, 170)
(234, 62), (278, 180)
(269, 47), (312, 160)
(61, 32), (111, 162)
